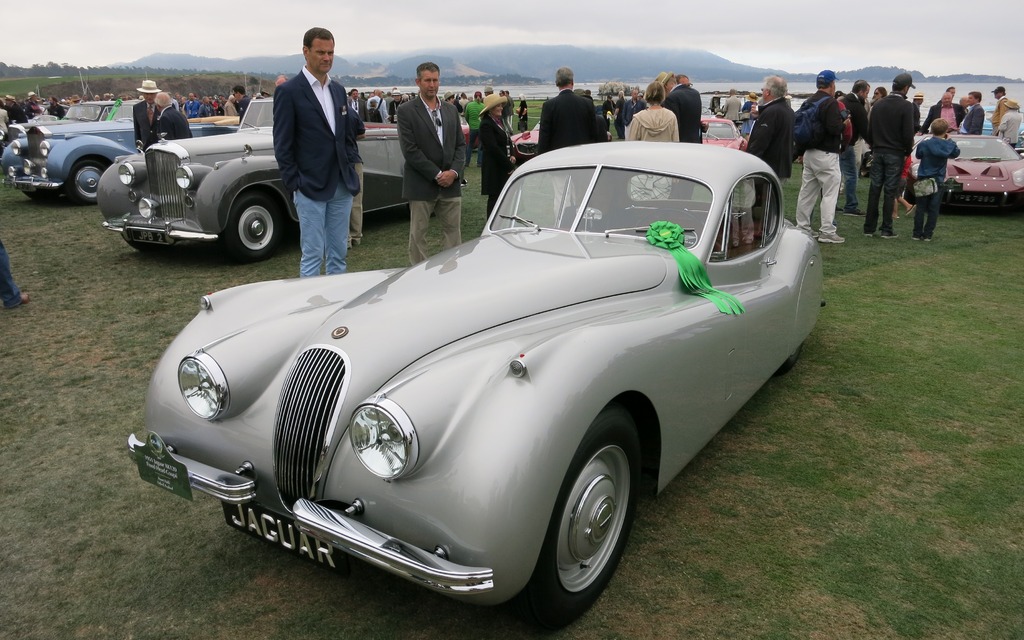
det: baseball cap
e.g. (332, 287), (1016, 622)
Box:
(892, 72), (915, 90)
(992, 86), (1006, 94)
(816, 70), (837, 85)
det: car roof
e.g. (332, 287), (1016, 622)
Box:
(518, 142), (772, 190)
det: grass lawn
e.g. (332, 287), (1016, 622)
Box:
(1, 158), (1022, 640)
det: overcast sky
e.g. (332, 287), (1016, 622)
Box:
(5, 3), (1022, 79)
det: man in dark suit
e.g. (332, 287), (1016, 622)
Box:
(273, 26), (361, 277)
(397, 61), (465, 265)
(746, 75), (794, 181)
(921, 92), (965, 134)
(348, 88), (368, 121)
(663, 73), (704, 144)
(132, 80), (162, 150)
(537, 67), (598, 154)
(154, 92), (192, 142)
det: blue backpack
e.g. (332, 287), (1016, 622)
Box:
(793, 96), (832, 146)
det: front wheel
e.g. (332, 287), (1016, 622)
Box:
(64, 159), (107, 205)
(221, 192), (284, 262)
(514, 403), (640, 629)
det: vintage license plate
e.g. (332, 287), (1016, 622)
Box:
(128, 228), (168, 244)
(950, 192), (996, 204)
(222, 502), (350, 574)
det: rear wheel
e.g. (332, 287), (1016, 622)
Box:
(221, 192), (283, 262)
(64, 159), (107, 205)
(774, 341), (804, 376)
(514, 403), (640, 629)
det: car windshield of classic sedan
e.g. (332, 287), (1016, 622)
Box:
(489, 167), (714, 246)
(239, 99), (274, 129)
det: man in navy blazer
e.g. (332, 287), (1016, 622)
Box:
(537, 67), (598, 154)
(273, 26), (361, 277)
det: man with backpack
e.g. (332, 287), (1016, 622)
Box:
(794, 70), (846, 244)
(864, 72), (917, 239)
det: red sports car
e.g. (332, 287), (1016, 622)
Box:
(701, 117), (747, 151)
(510, 124), (540, 164)
(908, 135), (1024, 210)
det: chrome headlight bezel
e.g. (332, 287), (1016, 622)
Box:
(118, 163), (135, 186)
(178, 351), (229, 420)
(349, 398), (419, 480)
(39, 141), (51, 158)
(175, 165), (194, 190)
(10, 141), (22, 156)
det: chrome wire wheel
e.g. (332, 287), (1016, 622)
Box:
(557, 444), (630, 592)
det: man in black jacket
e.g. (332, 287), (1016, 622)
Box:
(537, 67), (598, 154)
(746, 75), (793, 180)
(864, 72), (916, 238)
(662, 73), (704, 144)
(920, 92), (965, 134)
(794, 70), (846, 244)
(154, 93), (192, 142)
(838, 80), (870, 215)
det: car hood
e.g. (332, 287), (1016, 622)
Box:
(200, 232), (668, 395)
(166, 128), (274, 162)
(948, 157), (1024, 180)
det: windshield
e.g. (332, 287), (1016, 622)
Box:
(64, 104), (103, 121)
(490, 167), (713, 245)
(705, 122), (737, 139)
(949, 136), (1019, 161)
(241, 100), (274, 129)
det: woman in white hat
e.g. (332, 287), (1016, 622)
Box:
(478, 93), (516, 215)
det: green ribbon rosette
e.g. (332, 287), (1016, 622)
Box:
(647, 221), (744, 315)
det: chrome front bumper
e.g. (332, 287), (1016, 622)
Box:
(103, 216), (219, 241)
(8, 176), (61, 190)
(126, 433), (495, 594)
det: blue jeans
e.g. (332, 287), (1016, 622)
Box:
(913, 187), (942, 239)
(0, 236), (24, 308)
(468, 128), (482, 166)
(865, 151), (903, 234)
(839, 146), (859, 211)
(294, 183), (353, 277)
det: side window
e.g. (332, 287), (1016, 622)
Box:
(710, 175), (780, 261)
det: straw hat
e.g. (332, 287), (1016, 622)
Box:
(138, 80), (161, 94)
(480, 93), (505, 116)
(1005, 99), (1020, 110)
(747, 91), (758, 101)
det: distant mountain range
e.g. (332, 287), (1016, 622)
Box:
(4, 47), (1019, 84)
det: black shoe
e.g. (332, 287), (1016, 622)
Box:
(880, 231), (899, 239)
(841, 209), (866, 216)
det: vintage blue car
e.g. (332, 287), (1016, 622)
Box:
(127, 142), (823, 628)
(2, 112), (235, 204)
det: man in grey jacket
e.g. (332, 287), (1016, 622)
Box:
(397, 61), (466, 264)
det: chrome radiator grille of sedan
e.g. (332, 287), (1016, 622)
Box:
(145, 149), (188, 222)
(274, 346), (348, 507)
(24, 129), (47, 175)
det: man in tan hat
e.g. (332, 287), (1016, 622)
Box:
(4, 94), (27, 124)
(991, 86), (1009, 137)
(912, 91), (924, 130)
(133, 80), (162, 149)
(996, 98), (1021, 146)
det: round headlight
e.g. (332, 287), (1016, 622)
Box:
(10, 141), (21, 156)
(349, 399), (418, 480)
(40, 168), (47, 179)
(138, 197), (156, 219)
(175, 166), (194, 189)
(178, 352), (229, 420)
(39, 141), (50, 157)
(118, 163), (135, 186)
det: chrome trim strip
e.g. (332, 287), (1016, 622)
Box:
(292, 498), (495, 594)
(127, 433), (255, 503)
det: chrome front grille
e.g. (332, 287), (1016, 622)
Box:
(274, 346), (348, 507)
(145, 149), (188, 222)
(25, 129), (47, 176)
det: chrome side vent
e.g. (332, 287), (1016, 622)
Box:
(274, 346), (348, 507)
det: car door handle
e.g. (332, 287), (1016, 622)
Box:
(764, 257), (777, 267)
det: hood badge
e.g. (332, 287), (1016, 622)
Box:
(331, 327), (349, 339)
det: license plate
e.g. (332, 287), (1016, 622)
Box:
(951, 193), (996, 204)
(222, 502), (350, 574)
(128, 228), (168, 244)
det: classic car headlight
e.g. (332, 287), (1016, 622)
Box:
(39, 141), (51, 158)
(1012, 167), (1024, 187)
(178, 352), (229, 420)
(10, 141), (21, 156)
(118, 163), (135, 185)
(138, 197), (156, 219)
(175, 166), (194, 190)
(349, 398), (418, 480)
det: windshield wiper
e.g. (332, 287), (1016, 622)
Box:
(604, 226), (650, 237)
(497, 213), (539, 231)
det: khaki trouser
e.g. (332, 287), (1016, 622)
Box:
(408, 197), (462, 265)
